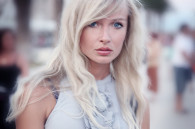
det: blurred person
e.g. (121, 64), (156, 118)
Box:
(0, 28), (28, 129)
(147, 32), (162, 97)
(191, 30), (195, 73)
(190, 30), (195, 93)
(172, 24), (194, 113)
(7, 0), (150, 129)
(160, 34), (174, 62)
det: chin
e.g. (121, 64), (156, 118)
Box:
(94, 57), (114, 64)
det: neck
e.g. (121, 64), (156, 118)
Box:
(88, 62), (110, 80)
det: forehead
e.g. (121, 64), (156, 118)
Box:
(91, 0), (129, 19)
(106, 8), (128, 20)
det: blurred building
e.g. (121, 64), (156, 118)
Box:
(0, 0), (64, 66)
(30, 0), (58, 47)
(142, 0), (195, 33)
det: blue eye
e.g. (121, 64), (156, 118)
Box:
(113, 22), (123, 29)
(89, 22), (97, 27)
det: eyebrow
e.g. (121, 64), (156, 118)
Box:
(106, 18), (127, 21)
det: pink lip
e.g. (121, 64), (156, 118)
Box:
(96, 47), (113, 56)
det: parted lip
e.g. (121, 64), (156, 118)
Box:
(96, 47), (112, 51)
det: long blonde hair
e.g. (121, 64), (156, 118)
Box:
(7, 0), (147, 128)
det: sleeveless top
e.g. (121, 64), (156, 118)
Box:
(45, 75), (137, 129)
(0, 64), (21, 95)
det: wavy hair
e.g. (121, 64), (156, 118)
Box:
(7, 0), (147, 128)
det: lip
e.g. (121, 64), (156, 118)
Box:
(96, 47), (113, 56)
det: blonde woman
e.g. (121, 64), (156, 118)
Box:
(7, 0), (149, 128)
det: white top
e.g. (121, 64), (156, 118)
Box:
(172, 33), (194, 67)
(45, 75), (134, 129)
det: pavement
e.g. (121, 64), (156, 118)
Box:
(145, 49), (195, 129)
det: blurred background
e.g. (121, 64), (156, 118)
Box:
(0, 0), (195, 129)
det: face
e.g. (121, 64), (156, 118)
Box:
(2, 32), (15, 51)
(80, 8), (128, 65)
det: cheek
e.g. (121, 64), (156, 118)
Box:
(80, 31), (91, 55)
(113, 32), (126, 50)
(80, 31), (87, 52)
(80, 41), (86, 56)
(80, 29), (97, 52)
(116, 42), (124, 55)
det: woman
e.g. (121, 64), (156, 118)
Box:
(0, 28), (28, 129)
(7, 0), (149, 128)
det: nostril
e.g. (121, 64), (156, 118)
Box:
(100, 39), (110, 44)
(100, 39), (104, 42)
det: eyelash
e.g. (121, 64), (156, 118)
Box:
(88, 22), (123, 29)
(88, 22), (97, 27)
(113, 22), (123, 29)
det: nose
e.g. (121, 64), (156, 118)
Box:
(99, 26), (111, 44)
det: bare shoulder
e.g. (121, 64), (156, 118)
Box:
(16, 85), (56, 129)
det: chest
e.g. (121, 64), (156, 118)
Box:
(45, 91), (129, 129)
